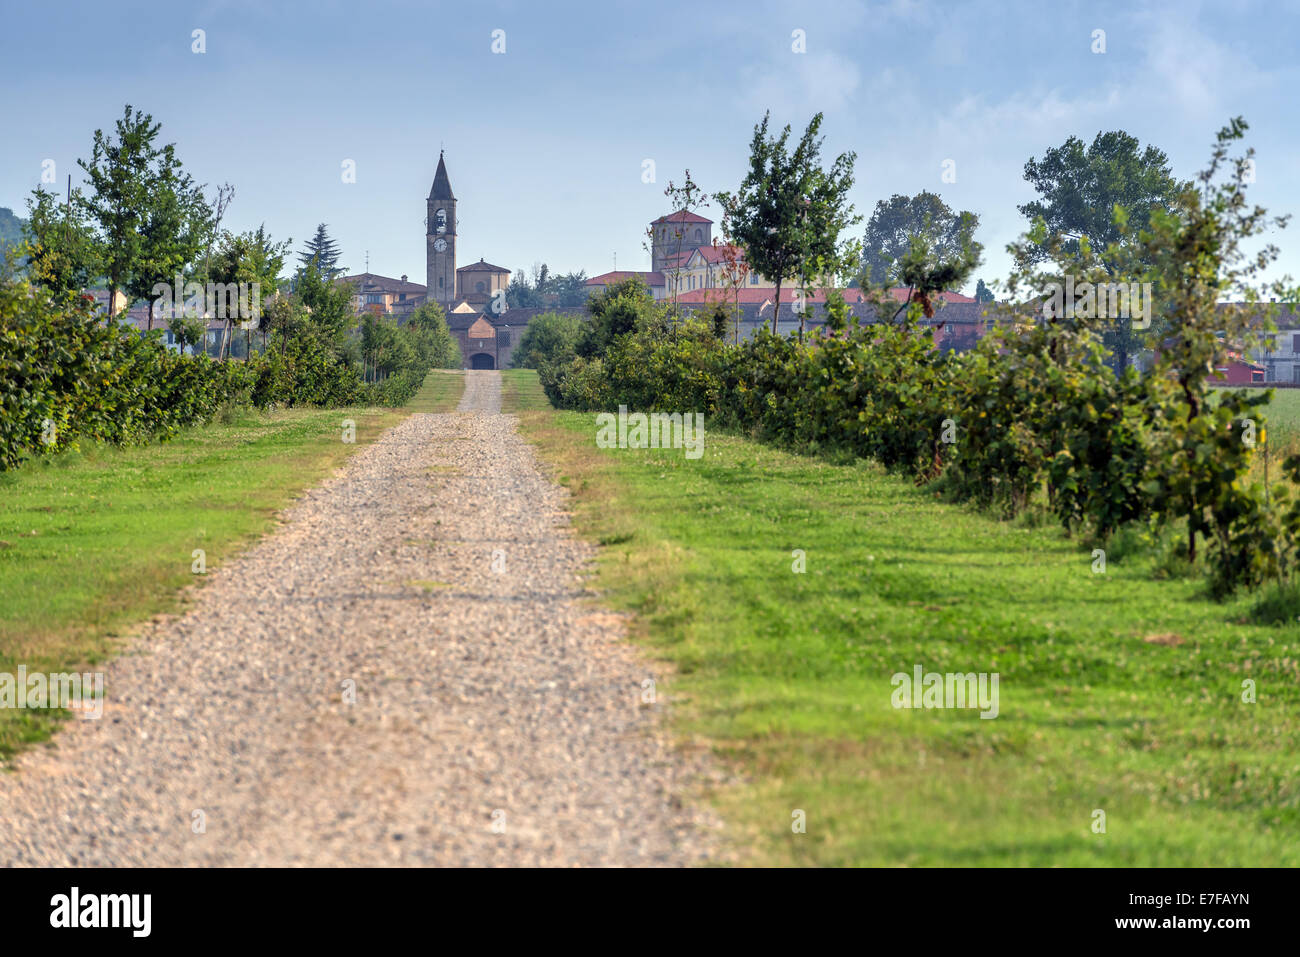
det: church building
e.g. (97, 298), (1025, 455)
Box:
(347, 151), (580, 370)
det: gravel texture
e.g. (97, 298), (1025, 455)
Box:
(0, 371), (718, 866)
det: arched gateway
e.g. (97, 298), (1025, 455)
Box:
(470, 353), (496, 370)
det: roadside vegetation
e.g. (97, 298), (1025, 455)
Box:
(498, 111), (1300, 866)
(4, 104), (461, 474)
(531, 115), (1300, 607)
(504, 367), (1300, 865)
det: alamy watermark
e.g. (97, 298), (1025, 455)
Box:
(151, 274), (262, 328)
(595, 405), (705, 460)
(891, 664), (999, 719)
(0, 666), (104, 719)
(1042, 276), (1152, 329)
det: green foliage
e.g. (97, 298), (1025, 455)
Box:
(0, 257), (258, 470)
(77, 104), (211, 319)
(0, 207), (25, 252)
(294, 259), (355, 349)
(21, 187), (101, 299)
(0, 249), (444, 470)
(505, 264), (588, 309)
(576, 276), (661, 359)
(405, 300), (462, 369)
(861, 191), (980, 288)
(297, 223), (344, 279)
(512, 311), (582, 369)
(716, 112), (860, 334)
(537, 119), (1300, 598)
(1137, 118), (1295, 588)
(1018, 129), (1187, 368)
(514, 368), (1300, 865)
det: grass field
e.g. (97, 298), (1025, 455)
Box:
(1258, 387), (1300, 466)
(0, 370), (464, 761)
(503, 368), (1300, 866)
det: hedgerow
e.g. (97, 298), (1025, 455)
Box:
(0, 265), (436, 471)
(541, 118), (1300, 598)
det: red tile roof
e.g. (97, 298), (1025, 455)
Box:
(659, 250), (695, 268)
(457, 259), (510, 273)
(673, 287), (976, 305)
(585, 270), (666, 287)
(341, 272), (427, 294)
(693, 244), (745, 264)
(652, 210), (713, 225)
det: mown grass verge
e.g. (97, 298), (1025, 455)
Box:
(502, 367), (1300, 866)
(0, 370), (464, 762)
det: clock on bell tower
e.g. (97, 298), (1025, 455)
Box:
(426, 151), (456, 307)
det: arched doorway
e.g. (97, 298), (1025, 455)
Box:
(470, 352), (496, 370)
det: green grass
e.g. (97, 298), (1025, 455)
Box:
(0, 370), (464, 761)
(1261, 387), (1300, 462)
(501, 366), (552, 412)
(504, 368), (1300, 866)
(1211, 386), (1300, 483)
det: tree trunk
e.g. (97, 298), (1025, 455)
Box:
(772, 278), (782, 335)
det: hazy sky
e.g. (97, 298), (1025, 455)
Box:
(5, 0), (1298, 294)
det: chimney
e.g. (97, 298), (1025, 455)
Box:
(401, 274), (408, 282)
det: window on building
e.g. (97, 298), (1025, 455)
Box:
(476, 281), (486, 294)
(751, 274), (759, 285)
(1293, 333), (1300, 352)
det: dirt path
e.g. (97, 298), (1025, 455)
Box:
(0, 371), (715, 866)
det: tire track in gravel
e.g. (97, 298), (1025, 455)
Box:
(0, 371), (718, 866)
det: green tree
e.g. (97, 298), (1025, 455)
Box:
(974, 278), (995, 303)
(1139, 118), (1292, 575)
(1018, 130), (1187, 370)
(294, 259), (355, 350)
(0, 207), (26, 253)
(507, 267), (544, 308)
(545, 270), (589, 307)
(406, 299), (461, 368)
(209, 224), (291, 358)
(716, 112), (859, 337)
(78, 105), (210, 326)
(297, 223), (344, 279)
(578, 276), (661, 358)
(21, 187), (101, 300)
(861, 192), (979, 290)
(655, 171), (710, 318)
(512, 311), (582, 368)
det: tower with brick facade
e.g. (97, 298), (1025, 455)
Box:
(426, 152), (456, 307)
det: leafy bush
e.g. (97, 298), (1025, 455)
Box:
(512, 312), (582, 369)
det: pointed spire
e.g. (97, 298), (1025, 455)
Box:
(429, 151), (455, 201)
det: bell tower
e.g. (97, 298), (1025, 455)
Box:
(426, 151), (456, 307)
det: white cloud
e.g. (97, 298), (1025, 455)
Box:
(738, 50), (863, 117)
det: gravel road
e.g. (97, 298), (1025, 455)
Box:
(0, 371), (717, 866)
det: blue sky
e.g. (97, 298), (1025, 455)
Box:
(4, 0), (1298, 294)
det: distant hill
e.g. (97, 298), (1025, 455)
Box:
(0, 206), (26, 252)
